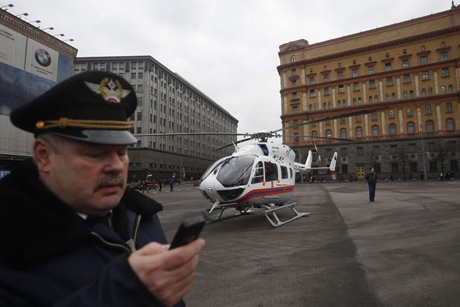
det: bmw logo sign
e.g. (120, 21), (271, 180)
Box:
(34, 49), (52, 67)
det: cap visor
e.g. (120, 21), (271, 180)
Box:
(53, 130), (138, 145)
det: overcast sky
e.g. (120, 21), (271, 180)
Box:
(5, 0), (449, 139)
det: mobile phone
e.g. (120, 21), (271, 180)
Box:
(170, 215), (205, 249)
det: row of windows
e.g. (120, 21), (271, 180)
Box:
(289, 42), (450, 79)
(301, 70), (451, 101)
(297, 64), (449, 87)
(292, 119), (456, 142)
(299, 90), (454, 114)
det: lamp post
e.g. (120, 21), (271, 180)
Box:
(420, 124), (427, 181)
(0, 4), (14, 10)
(16, 12), (28, 18)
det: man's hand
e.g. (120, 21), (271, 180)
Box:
(128, 239), (205, 307)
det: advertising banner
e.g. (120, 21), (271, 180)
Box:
(0, 24), (71, 116)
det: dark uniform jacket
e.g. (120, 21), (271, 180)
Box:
(0, 159), (185, 306)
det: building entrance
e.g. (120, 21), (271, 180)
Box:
(357, 166), (365, 179)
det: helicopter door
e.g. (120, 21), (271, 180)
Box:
(264, 162), (278, 182)
(251, 161), (264, 184)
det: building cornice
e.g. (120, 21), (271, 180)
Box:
(0, 9), (77, 58)
(277, 26), (460, 73)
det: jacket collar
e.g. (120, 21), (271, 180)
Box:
(0, 159), (162, 270)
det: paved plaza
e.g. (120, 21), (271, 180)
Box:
(147, 180), (460, 307)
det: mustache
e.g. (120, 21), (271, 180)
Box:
(94, 175), (125, 192)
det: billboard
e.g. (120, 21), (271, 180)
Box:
(0, 24), (72, 115)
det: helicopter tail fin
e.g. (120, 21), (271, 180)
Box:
(329, 152), (338, 180)
(305, 150), (313, 170)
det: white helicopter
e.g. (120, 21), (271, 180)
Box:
(135, 108), (376, 227)
(197, 131), (339, 227)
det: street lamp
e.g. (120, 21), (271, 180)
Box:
(16, 12), (28, 18)
(42, 27), (54, 31)
(0, 4), (13, 10)
(30, 20), (41, 24)
(63, 38), (74, 42)
(53, 33), (65, 37)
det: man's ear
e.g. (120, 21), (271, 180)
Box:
(33, 138), (53, 173)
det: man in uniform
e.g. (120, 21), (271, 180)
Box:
(0, 71), (205, 306)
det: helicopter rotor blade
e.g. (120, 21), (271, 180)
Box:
(272, 107), (386, 134)
(134, 132), (248, 137)
(282, 134), (354, 142)
(214, 137), (253, 151)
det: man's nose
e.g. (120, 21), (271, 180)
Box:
(103, 151), (126, 173)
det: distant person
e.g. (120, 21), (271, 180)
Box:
(142, 180), (149, 193)
(365, 167), (378, 202)
(159, 179), (163, 192)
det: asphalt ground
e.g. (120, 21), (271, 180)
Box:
(144, 180), (460, 307)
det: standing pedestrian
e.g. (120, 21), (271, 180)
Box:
(141, 180), (149, 193)
(158, 179), (163, 192)
(365, 167), (378, 202)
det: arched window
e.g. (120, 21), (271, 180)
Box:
(343, 99), (347, 107)
(326, 129), (332, 138)
(312, 131), (317, 141)
(441, 85), (446, 95)
(294, 133), (299, 143)
(291, 55), (296, 63)
(340, 128), (347, 139)
(428, 88), (433, 96)
(403, 91), (408, 99)
(426, 120), (434, 132)
(328, 102), (331, 109)
(386, 93), (390, 101)
(338, 100), (341, 108)
(314, 103), (317, 111)
(323, 102), (326, 110)
(356, 127), (362, 138)
(449, 85), (454, 93)
(353, 98), (357, 106)
(410, 90), (414, 99)
(407, 122), (414, 134)
(309, 104), (312, 111)
(374, 95), (379, 103)
(389, 123), (397, 135)
(358, 98), (362, 105)
(369, 96), (373, 104)
(447, 118), (454, 131)
(372, 125), (379, 136)
(392, 93), (396, 101)
(422, 88), (426, 97)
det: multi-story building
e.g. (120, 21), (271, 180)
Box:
(75, 56), (238, 182)
(277, 5), (460, 181)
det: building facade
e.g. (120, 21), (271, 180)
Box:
(278, 6), (460, 180)
(75, 56), (238, 182)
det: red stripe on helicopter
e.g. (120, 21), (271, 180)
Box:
(221, 185), (295, 205)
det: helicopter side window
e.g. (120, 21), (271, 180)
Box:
(251, 161), (264, 184)
(280, 166), (289, 179)
(264, 162), (278, 182)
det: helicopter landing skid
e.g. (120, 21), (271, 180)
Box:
(201, 206), (253, 223)
(262, 202), (310, 228)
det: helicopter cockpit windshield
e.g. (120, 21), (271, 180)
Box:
(216, 156), (256, 188)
